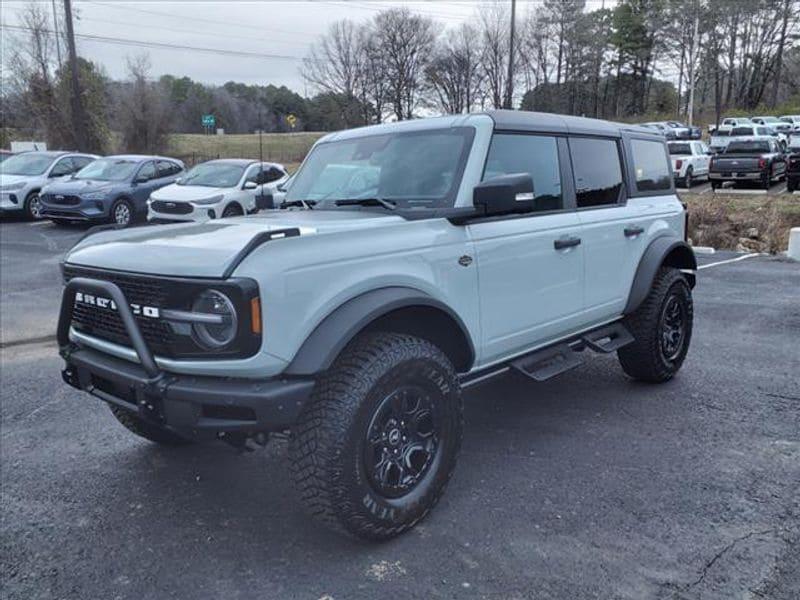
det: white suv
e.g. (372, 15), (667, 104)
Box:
(147, 159), (288, 222)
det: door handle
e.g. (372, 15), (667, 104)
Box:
(554, 236), (581, 250)
(624, 226), (644, 237)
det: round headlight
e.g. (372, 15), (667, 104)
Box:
(191, 290), (238, 349)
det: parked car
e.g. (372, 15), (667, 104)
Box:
(664, 121), (702, 140)
(709, 117), (753, 134)
(786, 137), (800, 192)
(709, 137), (787, 190)
(779, 115), (800, 135)
(147, 159), (288, 223)
(40, 155), (184, 227)
(668, 140), (711, 187)
(751, 116), (793, 135)
(641, 122), (677, 140)
(710, 125), (775, 154)
(273, 172), (295, 207)
(0, 151), (97, 219)
(57, 110), (696, 540)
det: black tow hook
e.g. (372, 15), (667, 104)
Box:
(219, 431), (269, 453)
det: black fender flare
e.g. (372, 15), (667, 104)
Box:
(285, 287), (475, 376)
(624, 236), (697, 315)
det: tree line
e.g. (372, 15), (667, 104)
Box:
(2, 1), (798, 155)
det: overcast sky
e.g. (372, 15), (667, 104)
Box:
(2, 1), (613, 94)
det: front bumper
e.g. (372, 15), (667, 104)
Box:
(40, 198), (109, 221)
(0, 191), (24, 212)
(58, 277), (314, 439)
(147, 202), (219, 223)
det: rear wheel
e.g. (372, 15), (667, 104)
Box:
(289, 332), (463, 540)
(108, 406), (192, 446)
(683, 167), (693, 188)
(618, 267), (693, 383)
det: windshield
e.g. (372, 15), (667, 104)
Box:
(759, 117), (779, 123)
(731, 127), (755, 136)
(668, 143), (692, 155)
(179, 163), (245, 187)
(725, 141), (770, 154)
(0, 153), (55, 176)
(75, 158), (138, 181)
(285, 128), (474, 209)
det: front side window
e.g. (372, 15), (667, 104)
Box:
(631, 139), (672, 192)
(73, 156), (94, 170)
(0, 153), (55, 176)
(285, 128), (473, 209)
(75, 158), (138, 181)
(157, 160), (180, 177)
(482, 133), (562, 211)
(137, 162), (156, 181)
(50, 158), (75, 176)
(569, 137), (623, 207)
(179, 163), (244, 188)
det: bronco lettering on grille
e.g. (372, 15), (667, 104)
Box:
(75, 291), (160, 319)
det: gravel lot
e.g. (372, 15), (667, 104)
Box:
(1, 219), (798, 600)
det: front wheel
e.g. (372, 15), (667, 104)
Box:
(221, 203), (243, 218)
(24, 192), (43, 220)
(110, 198), (134, 227)
(289, 332), (463, 540)
(618, 267), (693, 383)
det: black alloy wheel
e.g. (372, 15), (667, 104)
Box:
(659, 294), (688, 362)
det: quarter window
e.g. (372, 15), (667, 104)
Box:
(569, 137), (623, 207)
(631, 139), (672, 192)
(482, 134), (562, 211)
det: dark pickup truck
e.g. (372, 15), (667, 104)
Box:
(787, 142), (800, 192)
(709, 138), (787, 190)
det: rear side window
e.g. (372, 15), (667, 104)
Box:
(157, 160), (181, 177)
(482, 134), (562, 211)
(569, 137), (623, 207)
(631, 139), (672, 192)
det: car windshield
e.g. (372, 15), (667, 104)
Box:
(0, 153), (55, 176)
(725, 141), (770, 153)
(731, 127), (755, 136)
(179, 163), (245, 187)
(285, 128), (473, 209)
(75, 158), (139, 181)
(714, 130), (731, 137)
(668, 143), (692, 155)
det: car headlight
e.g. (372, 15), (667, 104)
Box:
(1, 181), (25, 191)
(82, 189), (111, 200)
(191, 289), (238, 349)
(191, 194), (224, 206)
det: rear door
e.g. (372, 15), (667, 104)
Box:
(469, 132), (584, 365)
(571, 136), (643, 322)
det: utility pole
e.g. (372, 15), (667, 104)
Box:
(503, 0), (516, 109)
(686, 4), (700, 127)
(51, 0), (62, 65)
(63, 0), (88, 150)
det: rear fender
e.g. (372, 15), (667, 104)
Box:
(624, 236), (696, 314)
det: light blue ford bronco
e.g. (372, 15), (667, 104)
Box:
(58, 110), (696, 539)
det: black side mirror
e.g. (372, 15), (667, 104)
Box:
(473, 174), (536, 217)
(256, 192), (274, 210)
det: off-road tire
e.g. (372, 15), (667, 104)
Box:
(618, 267), (693, 383)
(222, 203), (243, 218)
(108, 405), (192, 446)
(24, 191), (43, 220)
(289, 332), (463, 540)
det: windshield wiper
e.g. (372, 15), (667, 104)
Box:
(280, 199), (316, 209)
(334, 197), (396, 210)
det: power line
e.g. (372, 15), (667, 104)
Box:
(3, 23), (309, 61)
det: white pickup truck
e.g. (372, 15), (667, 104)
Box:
(668, 140), (711, 187)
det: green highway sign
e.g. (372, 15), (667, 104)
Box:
(201, 114), (216, 127)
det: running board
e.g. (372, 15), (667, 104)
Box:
(511, 344), (583, 382)
(581, 322), (634, 353)
(510, 321), (634, 382)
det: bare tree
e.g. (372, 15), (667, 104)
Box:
(302, 20), (363, 99)
(117, 55), (172, 154)
(425, 24), (483, 114)
(371, 7), (438, 120)
(479, 2), (511, 109)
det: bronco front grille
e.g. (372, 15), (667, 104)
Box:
(63, 265), (175, 356)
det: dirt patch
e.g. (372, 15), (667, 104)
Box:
(681, 191), (800, 254)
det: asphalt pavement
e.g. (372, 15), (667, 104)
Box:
(1, 219), (799, 599)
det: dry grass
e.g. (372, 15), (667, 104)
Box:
(166, 132), (324, 168)
(681, 191), (800, 254)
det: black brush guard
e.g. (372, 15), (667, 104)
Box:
(58, 277), (313, 439)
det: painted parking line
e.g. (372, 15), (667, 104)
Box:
(28, 220), (53, 227)
(697, 253), (763, 270)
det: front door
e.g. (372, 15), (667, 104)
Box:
(468, 133), (584, 366)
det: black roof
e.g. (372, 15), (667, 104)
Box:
(484, 109), (657, 138)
